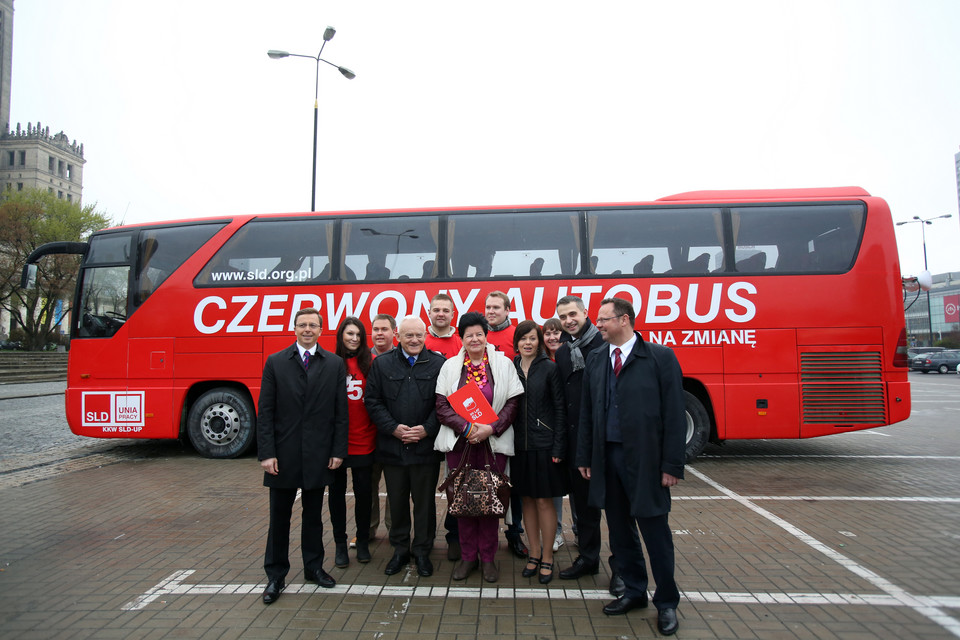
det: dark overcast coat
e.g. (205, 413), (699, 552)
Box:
(257, 344), (349, 490)
(575, 332), (686, 518)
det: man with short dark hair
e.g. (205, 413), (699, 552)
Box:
(371, 314), (397, 356)
(484, 291), (516, 359)
(367, 314), (397, 544)
(577, 297), (685, 635)
(424, 293), (462, 359)
(365, 316), (445, 577)
(257, 308), (348, 604)
(554, 295), (623, 593)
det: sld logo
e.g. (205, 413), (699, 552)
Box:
(82, 392), (145, 428)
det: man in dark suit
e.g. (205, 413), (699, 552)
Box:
(554, 296), (622, 594)
(257, 307), (348, 604)
(577, 297), (685, 636)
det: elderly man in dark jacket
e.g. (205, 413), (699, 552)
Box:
(577, 297), (685, 636)
(257, 308), (349, 604)
(365, 316), (445, 578)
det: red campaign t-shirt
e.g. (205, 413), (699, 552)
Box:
(424, 331), (463, 359)
(345, 356), (376, 456)
(486, 324), (516, 360)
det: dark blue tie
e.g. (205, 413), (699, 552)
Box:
(303, 351), (311, 370)
(407, 355), (416, 367)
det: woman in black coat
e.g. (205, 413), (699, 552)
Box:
(511, 320), (567, 583)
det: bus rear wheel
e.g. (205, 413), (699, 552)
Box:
(187, 388), (256, 459)
(684, 391), (710, 463)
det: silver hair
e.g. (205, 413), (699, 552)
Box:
(398, 315), (427, 333)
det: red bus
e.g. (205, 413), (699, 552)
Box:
(23, 187), (911, 460)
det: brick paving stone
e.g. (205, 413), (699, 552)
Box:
(2, 421), (959, 640)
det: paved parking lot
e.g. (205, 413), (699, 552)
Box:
(0, 372), (958, 639)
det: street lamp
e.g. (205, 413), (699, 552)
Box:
(268, 26), (356, 211)
(896, 214), (953, 346)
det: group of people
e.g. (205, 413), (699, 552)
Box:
(256, 291), (686, 635)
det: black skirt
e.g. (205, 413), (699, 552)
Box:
(511, 449), (569, 498)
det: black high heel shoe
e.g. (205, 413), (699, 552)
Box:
(522, 556), (541, 578)
(539, 561), (554, 584)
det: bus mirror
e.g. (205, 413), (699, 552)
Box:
(20, 264), (38, 290)
(917, 270), (933, 291)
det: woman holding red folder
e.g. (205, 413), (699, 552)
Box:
(435, 311), (523, 583)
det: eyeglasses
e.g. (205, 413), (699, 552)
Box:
(595, 314), (626, 325)
(296, 323), (321, 330)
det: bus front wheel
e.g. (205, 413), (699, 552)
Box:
(187, 388), (256, 459)
(684, 391), (710, 463)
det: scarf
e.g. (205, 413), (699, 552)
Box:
(490, 318), (512, 332)
(568, 320), (600, 372)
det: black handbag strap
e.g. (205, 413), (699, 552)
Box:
(437, 439), (497, 492)
(438, 439), (475, 492)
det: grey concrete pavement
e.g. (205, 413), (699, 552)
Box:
(0, 373), (958, 639)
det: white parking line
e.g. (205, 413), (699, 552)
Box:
(122, 569), (960, 614)
(698, 454), (960, 459)
(687, 466), (960, 638)
(674, 495), (960, 502)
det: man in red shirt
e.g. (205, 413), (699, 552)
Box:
(484, 291), (516, 359)
(424, 293), (462, 358)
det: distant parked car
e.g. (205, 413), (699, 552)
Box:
(907, 346), (945, 359)
(911, 350), (960, 374)
(0, 340), (23, 350)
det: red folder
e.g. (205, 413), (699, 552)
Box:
(448, 381), (498, 424)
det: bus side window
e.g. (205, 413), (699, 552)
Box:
(195, 219), (331, 286)
(732, 204), (865, 274)
(344, 217), (438, 281)
(135, 224), (224, 305)
(449, 210), (580, 278)
(589, 208), (723, 276)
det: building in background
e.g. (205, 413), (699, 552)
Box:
(904, 271), (960, 348)
(0, 0), (85, 202)
(955, 146), (960, 217)
(0, 0), (85, 340)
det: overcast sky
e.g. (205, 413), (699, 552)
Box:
(9, 0), (960, 277)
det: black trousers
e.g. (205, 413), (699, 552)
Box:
(568, 464), (603, 564)
(328, 464), (373, 544)
(603, 443), (680, 610)
(383, 461), (440, 556)
(505, 484), (524, 537)
(264, 487), (325, 581)
(441, 460), (460, 542)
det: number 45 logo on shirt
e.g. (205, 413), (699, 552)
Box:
(346, 375), (363, 400)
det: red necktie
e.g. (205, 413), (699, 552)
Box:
(303, 351), (311, 370)
(613, 347), (622, 377)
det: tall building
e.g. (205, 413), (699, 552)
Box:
(0, 0), (85, 341)
(0, 0), (85, 201)
(955, 146), (960, 218)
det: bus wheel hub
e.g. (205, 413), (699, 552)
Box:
(200, 403), (240, 445)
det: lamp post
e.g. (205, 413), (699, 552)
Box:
(268, 26), (356, 212)
(896, 214), (952, 346)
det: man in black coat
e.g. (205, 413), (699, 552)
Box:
(554, 296), (623, 594)
(364, 316), (445, 578)
(577, 297), (685, 636)
(257, 307), (349, 604)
